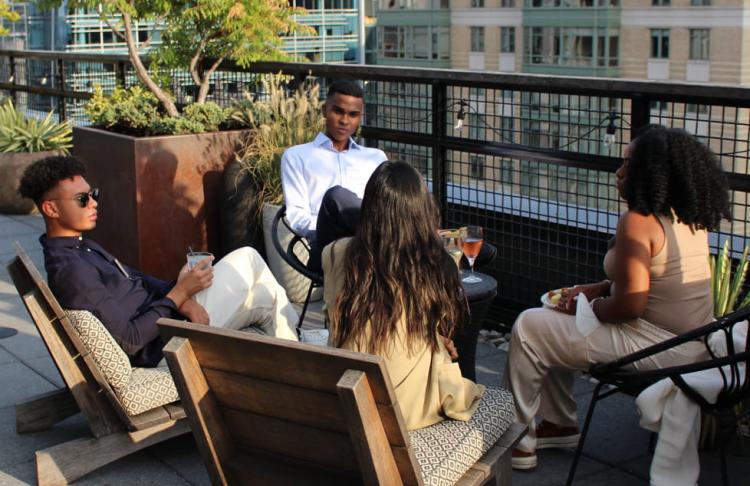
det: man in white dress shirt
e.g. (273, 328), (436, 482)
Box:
(281, 80), (387, 272)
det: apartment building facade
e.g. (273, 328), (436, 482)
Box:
(374, 0), (749, 227)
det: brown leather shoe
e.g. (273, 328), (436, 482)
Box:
(511, 449), (537, 470)
(535, 420), (580, 449)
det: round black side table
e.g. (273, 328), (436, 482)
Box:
(455, 271), (498, 381)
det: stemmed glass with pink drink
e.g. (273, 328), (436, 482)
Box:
(459, 226), (483, 284)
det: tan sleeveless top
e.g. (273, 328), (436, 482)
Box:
(603, 213), (713, 335)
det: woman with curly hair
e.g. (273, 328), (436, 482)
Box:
(322, 161), (485, 430)
(506, 126), (731, 470)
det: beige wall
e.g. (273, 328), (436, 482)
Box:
(451, 26), (470, 69)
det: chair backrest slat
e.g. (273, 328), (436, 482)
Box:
(159, 318), (423, 485)
(7, 244), (124, 437)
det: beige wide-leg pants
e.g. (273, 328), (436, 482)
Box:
(194, 247), (299, 341)
(504, 307), (705, 453)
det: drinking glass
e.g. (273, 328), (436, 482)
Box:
(441, 233), (463, 268)
(459, 226), (483, 284)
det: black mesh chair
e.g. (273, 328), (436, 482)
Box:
(270, 205), (324, 331)
(566, 305), (750, 486)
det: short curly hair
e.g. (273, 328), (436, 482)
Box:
(19, 155), (87, 204)
(623, 126), (730, 231)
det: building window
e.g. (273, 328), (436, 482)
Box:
(413, 26), (429, 59)
(686, 104), (709, 115)
(471, 27), (485, 53)
(469, 155), (485, 179)
(378, 26), (450, 60)
(524, 27), (618, 67)
(501, 0), (515, 5)
(652, 0), (670, 5)
(501, 27), (515, 53)
(690, 0), (709, 4)
(500, 117), (514, 143)
(650, 29), (669, 59)
(471, 0), (484, 6)
(689, 29), (709, 61)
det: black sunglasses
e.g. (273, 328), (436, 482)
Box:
(49, 188), (100, 208)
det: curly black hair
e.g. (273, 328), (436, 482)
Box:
(18, 155), (87, 204)
(623, 126), (730, 231)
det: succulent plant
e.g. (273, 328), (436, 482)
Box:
(0, 99), (72, 153)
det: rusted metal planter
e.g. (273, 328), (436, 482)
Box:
(0, 150), (59, 214)
(73, 126), (249, 280)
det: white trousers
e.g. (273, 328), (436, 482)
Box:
(193, 247), (299, 341)
(504, 307), (705, 453)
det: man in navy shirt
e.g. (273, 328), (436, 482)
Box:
(20, 156), (298, 367)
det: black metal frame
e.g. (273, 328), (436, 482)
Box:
(566, 306), (750, 486)
(270, 205), (324, 331)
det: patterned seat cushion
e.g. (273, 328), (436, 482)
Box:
(409, 386), (516, 486)
(115, 365), (180, 416)
(65, 310), (179, 416)
(65, 310), (131, 389)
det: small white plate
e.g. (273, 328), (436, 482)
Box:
(541, 289), (568, 309)
(541, 291), (556, 309)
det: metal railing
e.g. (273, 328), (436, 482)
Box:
(3, 48), (750, 326)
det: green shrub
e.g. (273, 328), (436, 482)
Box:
(85, 86), (236, 136)
(182, 102), (231, 133)
(0, 99), (72, 153)
(85, 85), (162, 135)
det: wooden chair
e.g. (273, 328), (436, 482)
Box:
(7, 243), (190, 485)
(158, 318), (526, 486)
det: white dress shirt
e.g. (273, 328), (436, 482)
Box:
(281, 132), (387, 236)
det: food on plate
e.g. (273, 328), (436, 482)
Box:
(547, 287), (572, 306)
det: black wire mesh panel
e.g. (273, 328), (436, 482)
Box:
(442, 150), (622, 327)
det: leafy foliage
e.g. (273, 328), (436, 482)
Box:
(85, 85), (162, 135)
(44, 0), (310, 119)
(0, 0), (21, 36)
(0, 100), (72, 153)
(234, 75), (324, 214)
(710, 240), (750, 317)
(85, 85), (237, 136)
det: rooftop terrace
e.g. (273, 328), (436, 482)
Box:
(2, 50), (750, 484)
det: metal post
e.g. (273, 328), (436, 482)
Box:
(431, 81), (447, 223)
(9, 55), (17, 105)
(56, 58), (66, 121)
(630, 94), (650, 140)
(116, 61), (126, 88)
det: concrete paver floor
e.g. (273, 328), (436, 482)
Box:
(0, 213), (748, 485)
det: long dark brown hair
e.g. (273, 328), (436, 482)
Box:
(329, 161), (468, 355)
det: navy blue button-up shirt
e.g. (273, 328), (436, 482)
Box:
(41, 235), (182, 367)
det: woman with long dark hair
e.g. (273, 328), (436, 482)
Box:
(322, 161), (484, 430)
(506, 126), (731, 470)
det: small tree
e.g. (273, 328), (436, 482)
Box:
(156, 0), (312, 105)
(0, 0), (21, 36)
(40, 0), (309, 118)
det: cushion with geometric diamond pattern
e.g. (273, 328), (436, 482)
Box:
(409, 386), (516, 486)
(65, 310), (179, 416)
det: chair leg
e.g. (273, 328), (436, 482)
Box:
(297, 281), (315, 332)
(35, 419), (190, 485)
(565, 382), (604, 486)
(720, 441), (729, 486)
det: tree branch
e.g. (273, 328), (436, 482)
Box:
(140, 13), (166, 50)
(121, 10), (179, 117)
(196, 55), (225, 104)
(188, 36), (209, 87)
